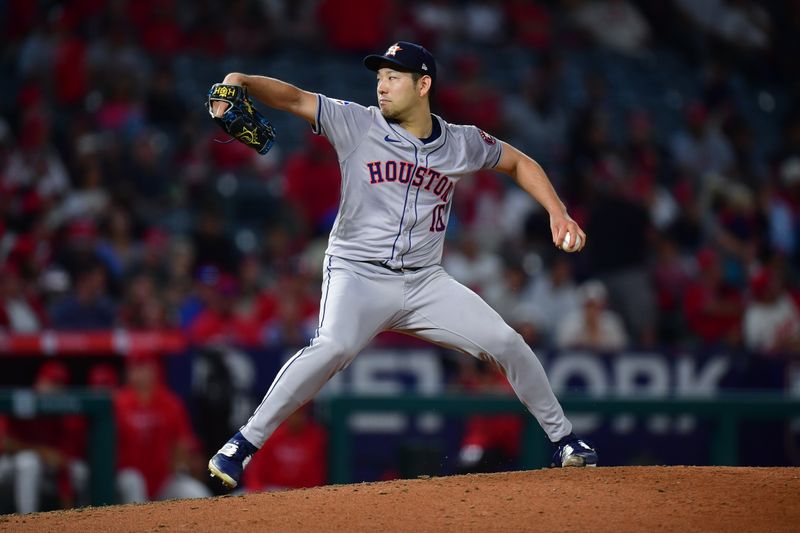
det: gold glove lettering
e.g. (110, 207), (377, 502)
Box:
(214, 86), (236, 98)
(236, 126), (260, 146)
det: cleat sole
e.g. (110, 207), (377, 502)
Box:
(563, 455), (585, 467)
(208, 459), (238, 490)
(562, 455), (597, 468)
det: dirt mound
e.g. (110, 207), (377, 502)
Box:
(2, 467), (798, 532)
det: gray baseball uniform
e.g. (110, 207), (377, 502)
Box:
(239, 94), (573, 448)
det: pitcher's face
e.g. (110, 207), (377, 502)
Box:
(376, 68), (421, 121)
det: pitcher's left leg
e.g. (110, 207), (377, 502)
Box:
(393, 268), (571, 442)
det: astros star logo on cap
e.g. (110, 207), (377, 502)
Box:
(385, 43), (402, 56)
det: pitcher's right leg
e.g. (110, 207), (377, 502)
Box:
(209, 257), (403, 489)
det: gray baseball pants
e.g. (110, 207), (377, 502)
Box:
(240, 255), (572, 447)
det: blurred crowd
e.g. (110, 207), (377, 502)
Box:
(2, 0), (799, 355)
(0, 353), (327, 513)
(2, 0), (800, 512)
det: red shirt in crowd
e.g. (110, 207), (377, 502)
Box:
(461, 414), (523, 459)
(316, 0), (394, 52)
(244, 417), (327, 491)
(458, 369), (523, 460)
(683, 281), (744, 343)
(114, 385), (195, 498)
(1, 414), (87, 461)
(283, 137), (341, 231)
(188, 308), (264, 347)
(0, 412), (87, 504)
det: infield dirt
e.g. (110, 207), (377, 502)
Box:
(1, 466), (798, 532)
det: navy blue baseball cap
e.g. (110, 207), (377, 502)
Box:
(364, 41), (437, 83)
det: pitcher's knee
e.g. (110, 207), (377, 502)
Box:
(315, 335), (360, 371)
(488, 327), (529, 362)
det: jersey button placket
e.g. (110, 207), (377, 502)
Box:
(395, 142), (419, 266)
(400, 179), (418, 266)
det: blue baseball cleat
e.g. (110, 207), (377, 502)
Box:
(551, 433), (598, 467)
(208, 431), (258, 490)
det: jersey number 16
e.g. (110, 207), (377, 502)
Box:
(429, 204), (447, 232)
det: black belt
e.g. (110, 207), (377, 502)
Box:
(368, 260), (423, 272)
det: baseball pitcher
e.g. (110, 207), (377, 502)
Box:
(207, 41), (597, 490)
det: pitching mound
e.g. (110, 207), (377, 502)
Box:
(2, 467), (798, 532)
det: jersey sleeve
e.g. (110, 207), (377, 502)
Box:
(312, 94), (374, 160)
(462, 125), (503, 171)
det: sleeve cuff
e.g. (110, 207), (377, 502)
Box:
(489, 143), (503, 169)
(311, 94), (323, 135)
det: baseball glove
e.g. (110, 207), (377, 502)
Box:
(207, 83), (276, 155)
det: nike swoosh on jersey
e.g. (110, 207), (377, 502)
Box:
(384, 135), (401, 143)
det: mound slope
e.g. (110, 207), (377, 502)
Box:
(2, 467), (798, 532)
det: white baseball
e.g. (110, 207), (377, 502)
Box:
(561, 231), (582, 252)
